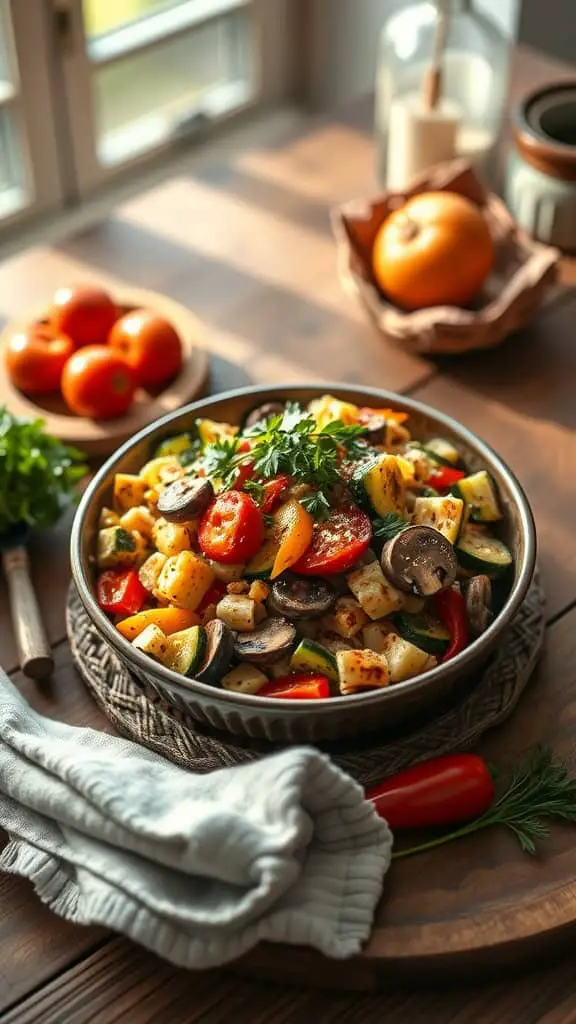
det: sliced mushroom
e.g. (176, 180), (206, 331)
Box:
(268, 572), (336, 619)
(381, 525), (457, 597)
(195, 619), (235, 684)
(233, 616), (296, 665)
(243, 401), (285, 431)
(359, 413), (387, 445)
(157, 477), (214, 523)
(465, 575), (493, 639)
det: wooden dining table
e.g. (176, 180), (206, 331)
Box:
(2, 43), (576, 1024)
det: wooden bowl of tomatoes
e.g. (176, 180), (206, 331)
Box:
(0, 284), (208, 455)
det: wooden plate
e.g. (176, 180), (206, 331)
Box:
(0, 287), (209, 456)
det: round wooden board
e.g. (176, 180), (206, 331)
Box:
(229, 615), (576, 990)
(0, 287), (209, 456)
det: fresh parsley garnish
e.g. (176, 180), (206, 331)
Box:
(0, 407), (86, 534)
(243, 479), (265, 505)
(372, 512), (410, 540)
(201, 402), (368, 518)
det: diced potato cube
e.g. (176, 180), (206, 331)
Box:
(120, 505), (156, 538)
(347, 561), (404, 620)
(138, 552), (168, 593)
(362, 620), (397, 653)
(156, 551), (215, 611)
(132, 624), (170, 662)
(152, 517), (192, 557)
(99, 506), (120, 529)
(216, 594), (257, 631)
(221, 664), (268, 695)
(139, 456), (184, 489)
(113, 473), (148, 512)
(378, 632), (437, 683)
(248, 580), (270, 603)
(336, 649), (390, 695)
(322, 596), (368, 638)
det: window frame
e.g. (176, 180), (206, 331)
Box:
(56, 0), (297, 198)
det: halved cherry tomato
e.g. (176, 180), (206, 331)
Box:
(366, 754), (495, 830)
(50, 285), (117, 347)
(198, 490), (264, 564)
(61, 346), (136, 419)
(4, 324), (75, 394)
(108, 309), (182, 388)
(261, 474), (291, 514)
(425, 465), (465, 490)
(97, 569), (147, 617)
(259, 674), (331, 699)
(270, 498), (314, 578)
(292, 506), (372, 575)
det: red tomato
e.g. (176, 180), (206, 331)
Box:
(50, 285), (117, 347)
(97, 569), (147, 617)
(366, 754), (495, 830)
(258, 674), (331, 699)
(108, 309), (182, 388)
(61, 346), (136, 419)
(198, 490), (264, 564)
(292, 506), (372, 575)
(4, 324), (74, 394)
(261, 474), (291, 513)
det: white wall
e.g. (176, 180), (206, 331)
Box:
(307, 0), (520, 109)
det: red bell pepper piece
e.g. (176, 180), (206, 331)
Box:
(434, 587), (469, 662)
(97, 569), (147, 617)
(366, 753), (495, 830)
(424, 465), (465, 491)
(258, 673), (331, 699)
(261, 474), (291, 514)
(197, 580), (227, 613)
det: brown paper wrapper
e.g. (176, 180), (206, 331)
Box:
(331, 159), (559, 355)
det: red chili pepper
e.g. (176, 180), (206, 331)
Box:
(197, 580), (227, 613)
(434, 587), (469, 662)
(366, 754), (495, 830)
(424, 465), (465, 490)
(261, 474), (291, 514)
(97, 569), (147, 617)
(258, 673), (331, 699)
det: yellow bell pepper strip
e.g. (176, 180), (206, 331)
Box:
(116, 606), (200, 640)
(270, 498), (314, 578)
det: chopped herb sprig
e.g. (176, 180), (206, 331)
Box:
(200, 402), (368, 517)
(372, 512), (410, 541)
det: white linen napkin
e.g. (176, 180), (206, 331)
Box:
(0, 673), (392, 969)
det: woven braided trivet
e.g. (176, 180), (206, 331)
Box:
(67, 575), (545, 788)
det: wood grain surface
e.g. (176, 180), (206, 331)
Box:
(1, 41), (576, 1024)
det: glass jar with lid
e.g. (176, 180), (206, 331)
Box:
(375, 0), (510, 189)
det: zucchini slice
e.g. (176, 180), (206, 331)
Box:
(423, 437), (460, 466)
(412, 495), (465, 544)
(350, 454), (405, 517)
(394, 612), (451, 655)
(245, 536), (280, 579)
(452, 470), (502, 523)
(456, 528), (513, 576)
(97, 526), (137, 568)
(164, 625), (207, 676)
(290, 639), (338, 682)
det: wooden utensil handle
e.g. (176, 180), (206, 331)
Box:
(2, 546), (54, 679)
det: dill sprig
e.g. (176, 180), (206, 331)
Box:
(392, 746), (576, 860)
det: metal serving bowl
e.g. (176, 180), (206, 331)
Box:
(70, 384), (536, 743)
